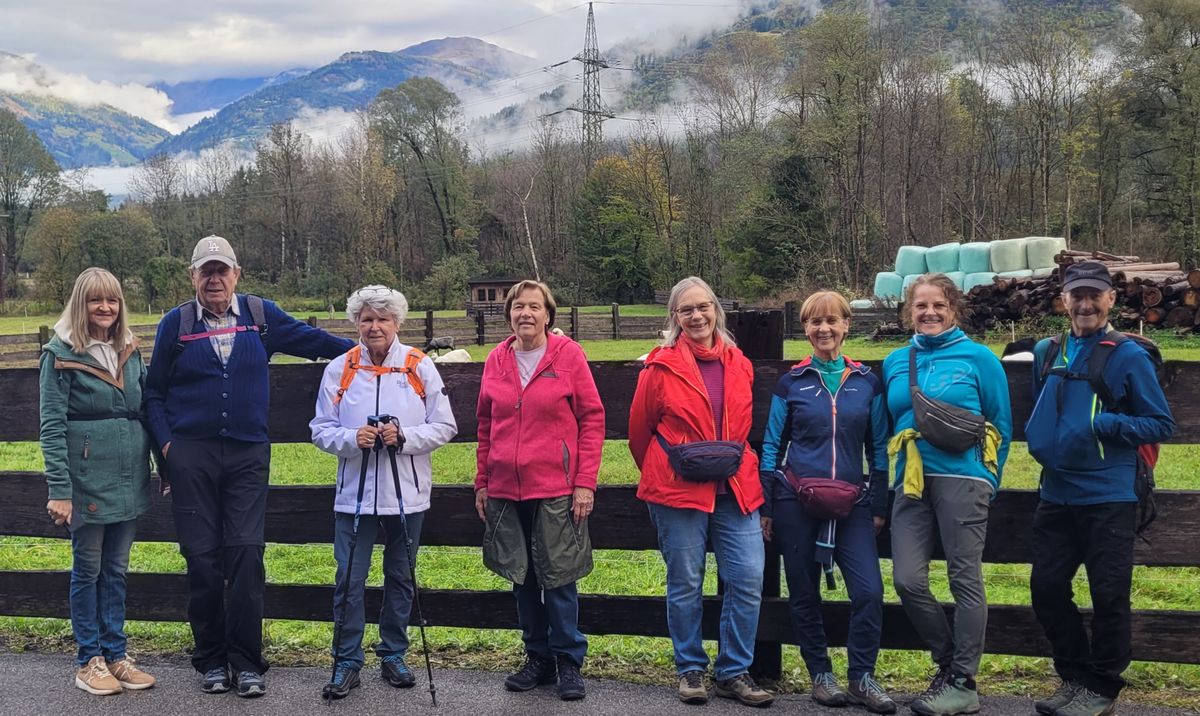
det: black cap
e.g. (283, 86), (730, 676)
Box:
(1062, 261), (1113, 293)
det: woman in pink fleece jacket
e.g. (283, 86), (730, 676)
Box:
(474, 280), (605, 701)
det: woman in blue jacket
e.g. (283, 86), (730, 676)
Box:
(883, 273), (1012, 716)
(760, 291), (895, 714)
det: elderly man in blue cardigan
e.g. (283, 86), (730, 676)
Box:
(145, 236), (353, 698)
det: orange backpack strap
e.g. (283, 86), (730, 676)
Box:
(402, 348), (427, 401)
(333, 345), (362, 405)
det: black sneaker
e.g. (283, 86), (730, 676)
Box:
(201, 666), (231, 694)
(381, 655), (416, 688)
(322, 665), (361, 700)
(556, 655), (585, 701)
(504, 653), (557, 692)
(234, 670), (266, 698)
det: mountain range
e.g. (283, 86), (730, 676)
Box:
(0, 37), (534, 168)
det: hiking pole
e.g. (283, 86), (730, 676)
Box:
(378, 414), (438, 707)
(323, 420), (374, 702)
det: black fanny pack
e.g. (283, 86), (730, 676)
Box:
(908, 347), (986, 454)
(655, 433), (744, 483)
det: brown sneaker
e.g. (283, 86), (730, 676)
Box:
(75, 656), (122, 695)
(847, 673), (896, 714)
(714, 672), (774, 707)
(108, 657), (156, 690)
(678, 670), (709, 704)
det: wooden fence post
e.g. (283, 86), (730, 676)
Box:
(728, 309), (784, 360)
(37, 326), (50, 347)
(425, 310), (435, 344)
(306, 316), (317, 328)
(783, 301), (797, 339)
(612, 303), (621, 340)
(476, 311), (486, 346)
(571, 306), (579, 342)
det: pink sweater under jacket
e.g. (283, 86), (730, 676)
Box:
(475, 332), (605, 500)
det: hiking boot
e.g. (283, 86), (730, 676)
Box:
(321, 665), (361, 700)
(1035, 680), (1083, 715)
(847, 673), (896, 714)
(811, 671), (849, 707)
(556, 654), (586, 701)
(909, 673), (979, 716)
(234, 670), (266, 698)
(678, 670), (709, 704)
(1054, 688), (1116, 716)
(75, 656), (122, 695)
(200, 665), (231, 694)
(504, 653), (557, 692)
(381, 655), (416, 688)
(107, 657), (156, 690)
(714, 672), (775, 707)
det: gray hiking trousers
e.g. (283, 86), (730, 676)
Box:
(891, 475), (991, 677)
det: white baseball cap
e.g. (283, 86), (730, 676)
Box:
(191, 235), (239, 269)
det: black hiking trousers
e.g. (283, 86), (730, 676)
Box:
(1030, 500), (1135, 699)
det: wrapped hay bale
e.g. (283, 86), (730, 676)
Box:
(925, 242), (961, 273)
(998, 269), (1034, 279)
(964, 272), (997, 292)
(1025, 237), (1067, 270)
(1032, 267), (1056, 279)
(945, 271), (966, 290)
(902, 273), (924, 295)
(873, 272), (904, 300)
(895, 246), (928, 276)
(959, 242), (992, 273)
(849, 298), (875, 310)
(990, 238), (1029, 273)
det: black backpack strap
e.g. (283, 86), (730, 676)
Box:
(246, 294), (268, 336)
(1038, 334), (1064, 381)
(908, 346), (918, 390)
(173, 300), (197, 358)
(1086, 331), (1126, 409)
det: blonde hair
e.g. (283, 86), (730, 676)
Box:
(902, 273), (964, 329)
(800, 291), (852, 323)
(504, 280), (557, 332)
(60, 268), (132, 354)
(661, 276), (736, 348)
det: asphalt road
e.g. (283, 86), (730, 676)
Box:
(0, 652), (1192, 715)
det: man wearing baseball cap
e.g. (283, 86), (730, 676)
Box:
(145, 235), (354, 697)
(1024, 260), (1174, 716)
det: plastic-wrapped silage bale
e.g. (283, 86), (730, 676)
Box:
(1025, 236), (1067, 270)
(849, 298), (875, 310)
(959, 242), (992, 273)
(945, 271), (966, 291)
(873, 272), (904, 301)
(902, 273), (924, 295)
(1032, 267), (1056, 279)
(963, 272), (997, 292)
(925, 242), (961, 273)
(990, 238), (1029, 273)
(895, 246), (928, 276)
(997, 269), (1034, 279)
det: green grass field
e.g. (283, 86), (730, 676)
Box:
(2, 333), (1198, 706)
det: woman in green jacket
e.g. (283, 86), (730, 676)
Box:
(40, 268), (156, 695)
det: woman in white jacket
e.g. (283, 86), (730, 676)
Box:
(310, 285), (458, 698)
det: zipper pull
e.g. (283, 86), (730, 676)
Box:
(515, 399), (522, 411)
(83, 436), (90, 460)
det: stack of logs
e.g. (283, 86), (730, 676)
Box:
(960, 250), (1200, 333)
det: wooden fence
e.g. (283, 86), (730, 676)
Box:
(783, 301), (899, 339)
(2, 352), (1199, 675)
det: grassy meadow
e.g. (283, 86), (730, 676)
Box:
(2, 329), (1198, 707)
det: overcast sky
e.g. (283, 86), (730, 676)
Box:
(1, 0), (747, 83)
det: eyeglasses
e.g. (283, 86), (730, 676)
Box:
(675, 302), (714, 317)
(353, 287), (393, 297)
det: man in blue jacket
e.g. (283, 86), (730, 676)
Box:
(1026, 261), (1174, 716)
(145, 236), (354, 697)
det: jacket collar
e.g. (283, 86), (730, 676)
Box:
(356, 336), (404, 366)
(47, 336), (140, 390)
(789, 353), (869, 376)
(912, 326), (967, 351)
(496, 331), (568, 371)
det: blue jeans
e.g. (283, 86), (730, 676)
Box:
(332, 511), (425, 669)
(648, 496), (765, 681)
(69, 520), (138, 667)
(512, 499), (588, 667)
(773, 500), (884, 680)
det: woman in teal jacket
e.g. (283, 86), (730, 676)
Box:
(882, 273), (1011, 716)
(40, 268), (156, 695)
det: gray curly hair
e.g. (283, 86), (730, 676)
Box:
(346, 285), (409, 325)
